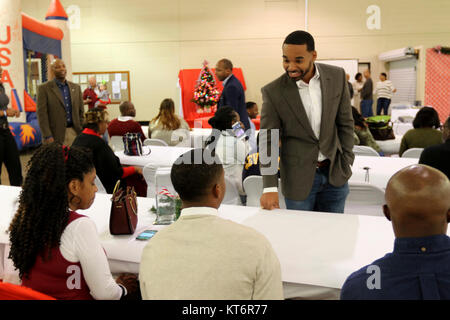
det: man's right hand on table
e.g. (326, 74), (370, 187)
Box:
(260, 192), (280, 210)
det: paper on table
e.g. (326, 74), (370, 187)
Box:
(115, 73), (122, 82)
(120, 81), (127, 90)
(80, 75), (87, 83)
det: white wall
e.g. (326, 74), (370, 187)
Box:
(21, 0), (450, 120)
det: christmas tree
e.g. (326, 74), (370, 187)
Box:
(192, 60), (220, 113)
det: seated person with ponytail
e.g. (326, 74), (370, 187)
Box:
(206, 106), (249, 196)
(8, 143), (137, 300)
(72, 108), (143, 194)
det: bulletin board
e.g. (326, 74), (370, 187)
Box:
(72, 71), (131, 104)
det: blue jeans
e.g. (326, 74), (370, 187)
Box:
(360, 100), (373, 118)
(285, 166), (349, 213)
(376, 98), (391, 115)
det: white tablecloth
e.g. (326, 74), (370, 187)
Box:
(0, 184), (399, 299)
(390, 106), (420, 123)
(350, 155), (418, 189)
(115, 145), (192, 168)
(0, 183), (424, 299)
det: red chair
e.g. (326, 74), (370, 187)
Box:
(0, 282), (56, 300)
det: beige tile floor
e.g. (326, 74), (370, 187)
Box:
(0, 148), (36, 186)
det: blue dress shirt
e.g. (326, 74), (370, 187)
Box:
(341, 234), (450, 300)
(55, 79), (73, 126)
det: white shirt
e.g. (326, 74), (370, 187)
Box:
(181, 206), (218, 217)
(263, 64), (325, 194)
(118, 116), (134, 122)
(59, 217), (123, 300)
(222, 74), (233, 87)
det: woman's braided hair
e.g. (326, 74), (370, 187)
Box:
(8, 142), (95, 279)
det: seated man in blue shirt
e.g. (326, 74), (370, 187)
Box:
(341, 164), (450, 300)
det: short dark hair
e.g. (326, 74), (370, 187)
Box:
(246, 101), (257, 110)
(351, 106), (367, 128)
(413, 106), (441, 129)
(171, 149), (223, 202)
(208, 106), (234, 131)
(380, 72), (387, 78)
(283, 30), (315, 51)
(119, 101), (132, 115)
(355, 72), (362, 81)
(218, 58), (233, 70)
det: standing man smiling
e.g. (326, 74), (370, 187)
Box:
(259, 30), (354, 213)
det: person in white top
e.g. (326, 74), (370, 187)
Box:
(8, 143), (138, 300)
(375, 72), (396, 115)
(206, 106), (249, 199)
(352, 72), (364, 112)
(139, 148), (284, 300)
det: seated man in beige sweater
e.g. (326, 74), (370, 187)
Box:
(139, 148), (284, 300)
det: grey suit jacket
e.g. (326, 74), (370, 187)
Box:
(37, 79), (84, 144)
(260, 63), (355, 201)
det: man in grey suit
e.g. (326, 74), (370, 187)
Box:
(37, 59), (84, 146)
(259, 30), (354, 213)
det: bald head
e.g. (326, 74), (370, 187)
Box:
(88, 76), (97, 87)
(50, 59), (67, 81)
(384, 164), (450, 238)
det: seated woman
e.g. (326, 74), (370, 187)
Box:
(148, 98), (190, 146)
(72, 108), (143, 194)
(206, 106), (249, 196)
(399, 106), (443, 157)
(352, 106), (383, 155)
(8, 143), (137, 300)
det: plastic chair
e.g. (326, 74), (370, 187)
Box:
(344, 181), (385, 216)
(0, 282), (56, 300)
(95, 175), (107, 194)
(352, 145), (380, 157)
(110, 135), (124, 152)
(242, 176), (286, 209)
(401, 148), (424, 158)
(143, 138), (168, 146)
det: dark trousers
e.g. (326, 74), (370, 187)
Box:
(360, 100), (374, 118)
(376, 98), (391, 115)
(0, 129), (23, 186)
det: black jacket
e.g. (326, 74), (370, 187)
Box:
(72, 132), (124, 193)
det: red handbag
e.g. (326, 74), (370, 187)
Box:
(109, 181), (138, 235)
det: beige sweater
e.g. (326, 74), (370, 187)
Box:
(139, 208), (284, 300)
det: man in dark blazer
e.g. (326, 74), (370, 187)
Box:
(215, 59), (250, 131)
(260, 30), (355, 213)
(419, 116), (450, 179)
(37, 59), (84, 146)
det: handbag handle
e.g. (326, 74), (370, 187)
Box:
(129, 197), (137, 215)
(112, 180), (121, 194)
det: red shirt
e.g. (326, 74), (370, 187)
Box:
(82, 87), (98, 109)
(107, 118), (146, 143)
(21, 211), (94, 300)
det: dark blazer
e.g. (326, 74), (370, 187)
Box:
(419, 139), (450, 180)
(260, 63), (355, 201)
(37, 79), (84, 143)
(218, 74), (250, 131)
(72, 132), (124, 193)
